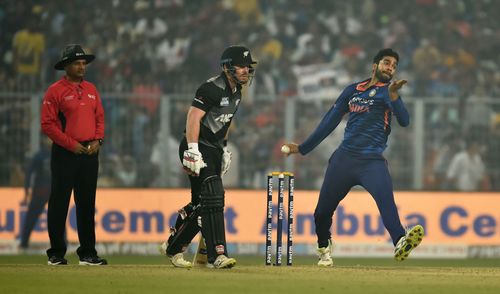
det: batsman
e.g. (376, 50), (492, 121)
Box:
(160, 45), (257, 269)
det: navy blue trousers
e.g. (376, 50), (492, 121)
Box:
(20, 188), (50, 248)
(314, 148), (405, 247)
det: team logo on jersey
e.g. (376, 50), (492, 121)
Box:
(220, 97), (229, 106)
(88, 94), (96, 99)
(244, 51), (249, 57)
(369, 89), (377, 97)
(215, 113), (233, 123)
(64, 95), (74, 100)
(235, 99), (240, 106)
(348, 97), (374, 113)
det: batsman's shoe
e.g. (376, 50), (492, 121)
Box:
(169, 253), (193, 268)
(48, 256), (68, 265)
(160, 241), (192, 268)
(207, 255), (236, 269)
(317, 239), (333, 267)
(394, 225), (424, 261)
(79, 256), (108, 265)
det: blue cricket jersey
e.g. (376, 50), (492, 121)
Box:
(299, 78), (410, 156)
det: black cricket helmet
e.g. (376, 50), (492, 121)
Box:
(220, 45), (257, 85)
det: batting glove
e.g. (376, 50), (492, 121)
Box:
(182, 143), (207, 176)
(221, 146), (232, 176)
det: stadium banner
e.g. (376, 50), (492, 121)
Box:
(1, 188), (500, 246)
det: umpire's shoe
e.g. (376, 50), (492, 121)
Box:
(207, 255), (236, 269)
(48, 256), (68, 265)
(159, 242), (192, 268)
(79, 256), (108, 265)
(394, 225), (424, 261)
(317, 239), (333, 267)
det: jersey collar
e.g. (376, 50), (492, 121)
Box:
(355, 78), (387, 91)
(60, 75), (85, 88)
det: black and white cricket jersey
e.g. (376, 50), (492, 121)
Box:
(190, 73), (242, 149)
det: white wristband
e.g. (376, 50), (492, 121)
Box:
(188, 142), (199, 151)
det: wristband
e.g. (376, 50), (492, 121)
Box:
(188, 142), (199, 151)
(223, 139), (228, 147)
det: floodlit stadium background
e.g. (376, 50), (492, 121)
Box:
(0, 0), (499, 257)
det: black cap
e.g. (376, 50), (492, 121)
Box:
(220, 45), (257, 67)
(54, 44), (95, 70)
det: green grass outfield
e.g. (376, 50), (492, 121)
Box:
(1, 255), (500, 294)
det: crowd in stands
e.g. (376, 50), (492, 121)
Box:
(0, 0), (498, 190)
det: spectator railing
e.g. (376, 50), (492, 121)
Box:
(1, 92), (498, 191)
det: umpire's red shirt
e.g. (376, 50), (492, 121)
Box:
(41, 76), (104, 151)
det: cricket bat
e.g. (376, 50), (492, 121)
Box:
(192, 234), (207, 266)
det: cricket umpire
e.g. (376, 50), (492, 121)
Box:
(160, 45), (257, 269)
(41, 44), (107, 265)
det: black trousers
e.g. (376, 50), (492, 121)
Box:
(46, 144), (99, 259)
